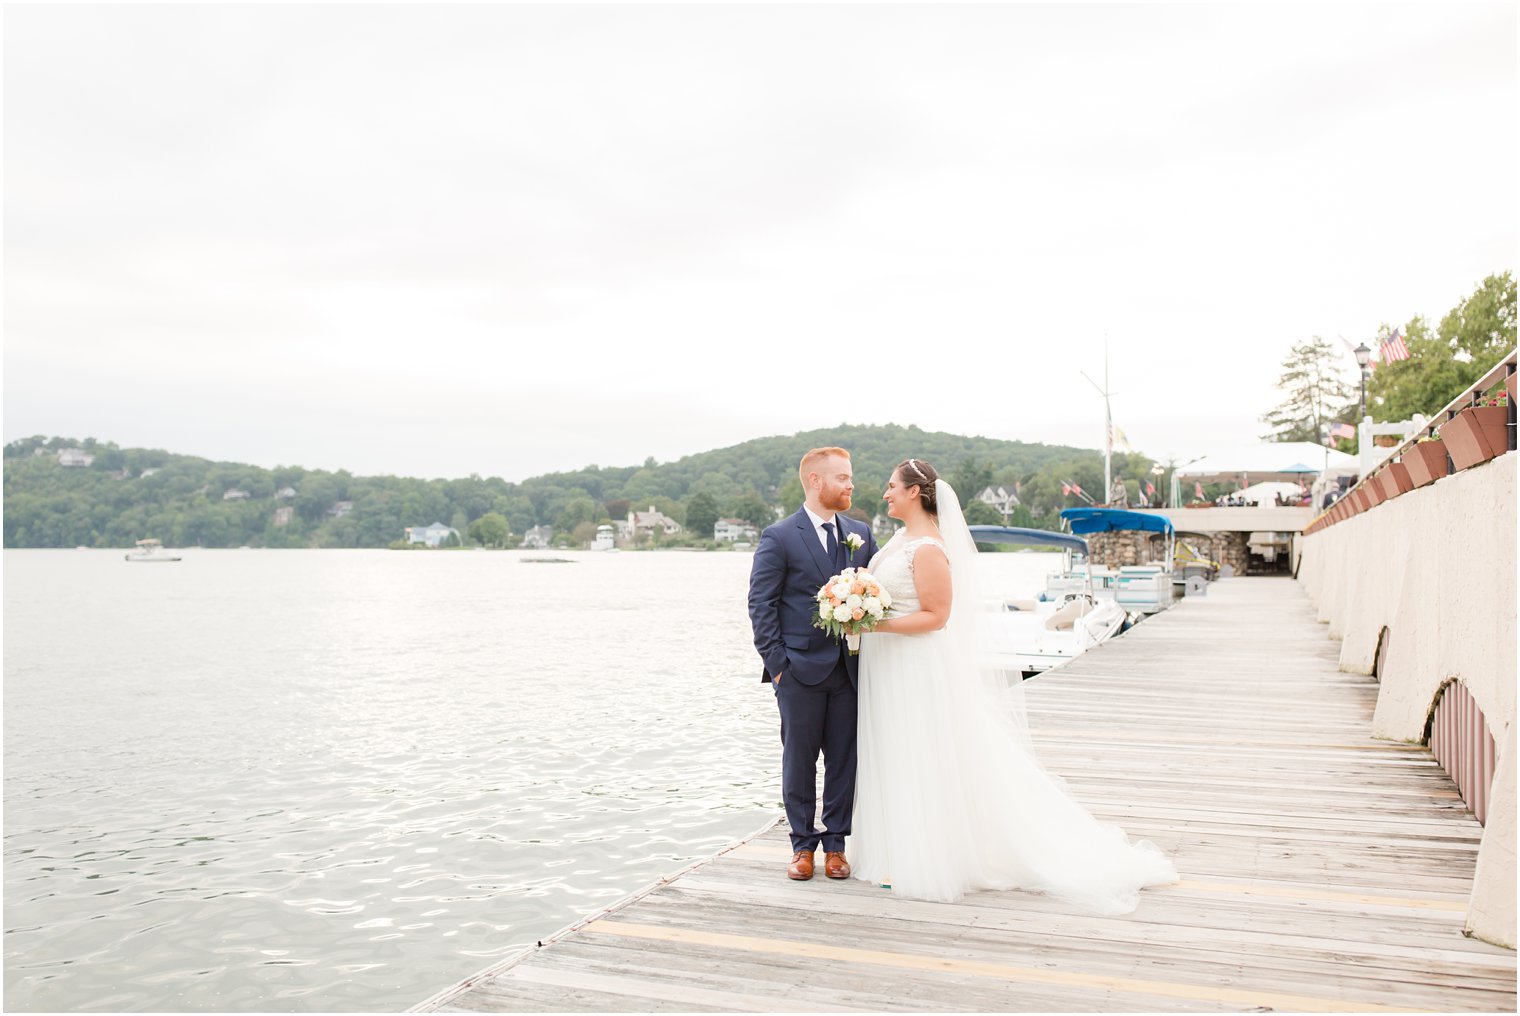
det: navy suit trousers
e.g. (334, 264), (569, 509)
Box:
(774, 651), (856, 854)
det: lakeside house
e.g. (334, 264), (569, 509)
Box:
(139, 467), (160, 478)
(405, 522), (460, 547)
(326, 501), (353, 518)
(273, 506), (294, 527)
(223, 489), (251, 501)
(592, 524), (616, 551)
(275, 487), (296, 500)
(57, 449), (94, 468)
(629, 505), (681, 537)
(521, 525), (554, 549)
(714, 518), (758, 543)
(977, 485), (1020, 517)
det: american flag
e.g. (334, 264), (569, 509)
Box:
(1194, 481), (1205, 499)
(1329, 422), (1356, 441)
(1061, 483), (1071, 496)
(1381, 329), (1410, 363)
(1145, 481), (1156, 496)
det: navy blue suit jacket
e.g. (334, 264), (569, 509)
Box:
(748, 508), (880, 686)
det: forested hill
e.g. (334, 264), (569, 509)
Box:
(3, 425), (1155, 549)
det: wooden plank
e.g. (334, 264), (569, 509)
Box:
(415, 578), (1515, 1014)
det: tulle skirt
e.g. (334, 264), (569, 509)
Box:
(849, 629), (1178, 912)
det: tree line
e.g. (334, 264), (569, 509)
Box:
(2, 424), (1163, 549)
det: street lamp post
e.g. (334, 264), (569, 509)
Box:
(1354, 342), (1371, 422)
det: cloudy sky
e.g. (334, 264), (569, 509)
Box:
(5, 4), (1515, 481)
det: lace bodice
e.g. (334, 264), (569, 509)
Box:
(868, 535), (947, 615)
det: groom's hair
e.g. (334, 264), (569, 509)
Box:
(799, 446), (850, 483)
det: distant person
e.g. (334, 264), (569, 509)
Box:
(747, 447), (877, 882)
(847, 458), (1177, 908)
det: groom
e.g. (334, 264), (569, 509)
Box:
(747, 447), (878, 881)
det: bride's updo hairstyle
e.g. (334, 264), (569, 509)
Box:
(895, 458), (940, 517)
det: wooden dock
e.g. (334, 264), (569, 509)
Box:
(415, 578), (1516, 1013)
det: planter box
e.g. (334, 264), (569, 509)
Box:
(1378, 462), (1414, 500)
(1441, 406), (1510, 470)
(1405, 440), (1449, 488)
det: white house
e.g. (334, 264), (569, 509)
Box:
(223, 489), (251, 501)
(58, 449), (94, 468)
(714, 518), (758, 543)
(274, 487), (297, 500)
(521, 525), (554, 549)
(976, 485), (1020, 518)
(405, 522), (460, 547)
(327, 501), (353, 518)
(629, 505), (681, 536)
(139, 467), (161, 478)
(592, 524), (616, 551)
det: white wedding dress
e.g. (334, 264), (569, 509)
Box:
(849, 482), (1177, 913)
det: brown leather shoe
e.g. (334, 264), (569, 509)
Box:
(787, 850), (815, 880)
(824, 851), (851, 879)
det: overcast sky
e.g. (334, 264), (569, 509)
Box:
(5, 4), (1516, 481)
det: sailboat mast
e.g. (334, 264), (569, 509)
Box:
(1080, 342), (1116, 507)
(1103, 340), (1113, 504)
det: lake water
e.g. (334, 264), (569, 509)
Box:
(3, 547), (1057, 1012)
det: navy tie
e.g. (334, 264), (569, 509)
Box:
(824, 521), (841, 569)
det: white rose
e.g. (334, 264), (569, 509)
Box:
(832, 581), (852, 600)
(845, 593), (863, 610)
(863, 596), (881, 616)
(820, 601), (834, 620)
(879, 589), (893, 608)
(832, 604), (853, 623)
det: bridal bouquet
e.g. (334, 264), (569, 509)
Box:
(814, 567), (893, 654)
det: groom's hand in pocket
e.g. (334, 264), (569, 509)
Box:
(772, 672), (784, 686)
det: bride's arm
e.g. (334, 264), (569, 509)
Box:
(873, 545), (951, 634)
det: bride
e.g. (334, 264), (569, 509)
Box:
(848, 458), (1177, 913)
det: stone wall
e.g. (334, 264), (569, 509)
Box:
(1088, 530), (1249, 575)
(1297, 452), (1515, 947)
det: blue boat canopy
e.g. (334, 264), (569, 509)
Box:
(1059, 508), (1174, 536)
(967, 526), (1088, 553)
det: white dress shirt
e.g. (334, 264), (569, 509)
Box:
(802, 504), (842, 555)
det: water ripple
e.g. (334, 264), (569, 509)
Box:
(4, 548), (1052, 1012)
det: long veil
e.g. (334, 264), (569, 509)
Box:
(927, 478), (1178, 911)
(933, 479), (1036, 756)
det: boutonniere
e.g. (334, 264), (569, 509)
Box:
(844, 532), (864, 553)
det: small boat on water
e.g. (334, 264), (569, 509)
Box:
(1059, 508), (1176, 615)
(124, 539), (181, 563)
(969, 526), (1129, 679)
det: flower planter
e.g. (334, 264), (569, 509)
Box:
(1404, 440), (1450, 488)
(1441, 406), (1510, 470)
(1378, 462), (1414, 500)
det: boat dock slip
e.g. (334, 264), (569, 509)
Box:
(414, 578), (1516, 1013)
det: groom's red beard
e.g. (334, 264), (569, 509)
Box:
(821, 488), (853, 512)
